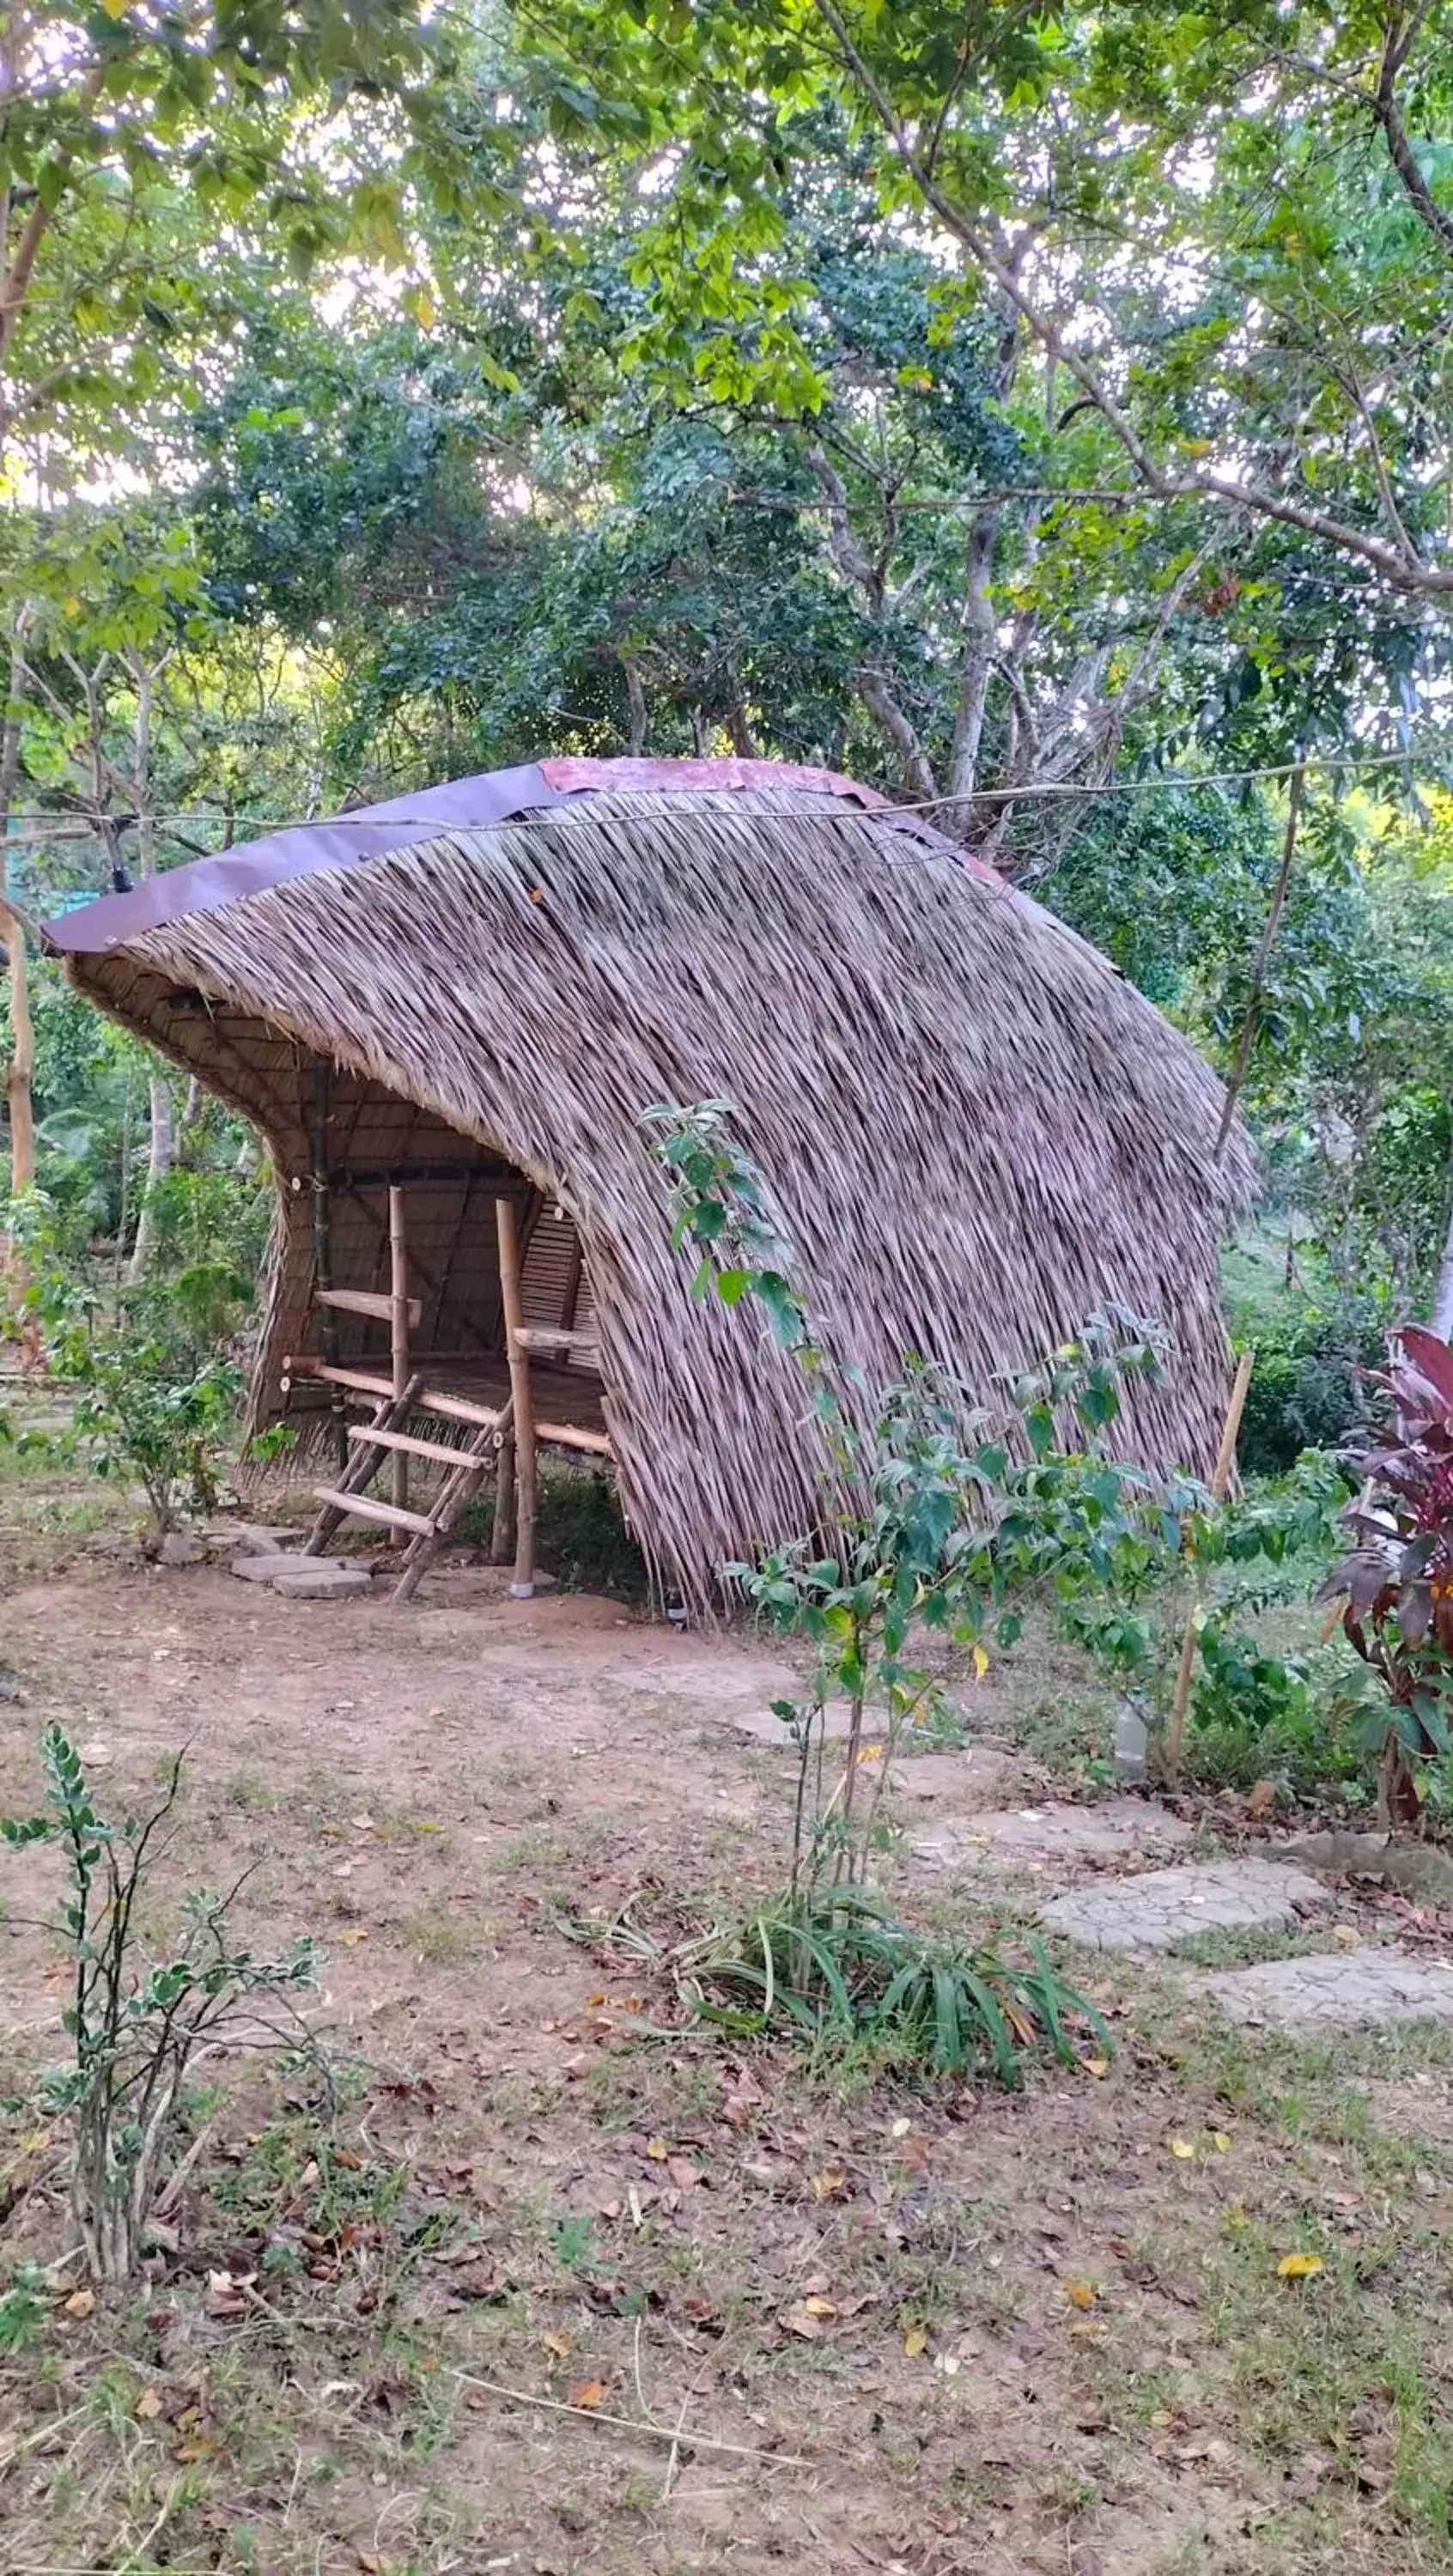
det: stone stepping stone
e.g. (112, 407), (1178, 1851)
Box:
(888, 1747), (1019, 1804)
(230, 1551), (302, 1584)
(914, 1798), (1194, 1877)
(267, 1561), (373, 1600)
(730, 1701), (888, 1745)
(206, 1522), (294, 1555)
(228, 1549), (372, 1597)
(1195, 1946), (1453, 2031)
(1040, 1856), (1331, 1953)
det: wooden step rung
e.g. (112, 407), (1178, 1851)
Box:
(317, 1286), (423, 1327)
(284, 1358), (393, 1399)
(534, 1419), (612, 1457)
(415, 1388), (506, 1429)
(347, 1424), (483, 1468)
(511, 1326), (601, 1360)
(312, 1485), (436, 1537)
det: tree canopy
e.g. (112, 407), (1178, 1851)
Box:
(3, 0), (1453, 1351)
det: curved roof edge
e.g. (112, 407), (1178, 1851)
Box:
(45, 754), (990, 960)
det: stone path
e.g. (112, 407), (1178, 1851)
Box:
(712, 1709), (1453, 2035)
(1194, 1946), (1453, 2030)
(1040, 1856), (1332, 1953)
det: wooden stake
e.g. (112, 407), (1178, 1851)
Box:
(495, 1194), (537, 1598)
(389, 1186), (410, 1512)
(309, 1075), (346, 1473)
(1166, 1351), (1255, 1776)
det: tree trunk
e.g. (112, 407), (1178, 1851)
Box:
(943, 506), (1002, 837)
(1428, 1127), (1453, 1340)
(622, 655), (648, 756)
(126, 1076), (174, 1285)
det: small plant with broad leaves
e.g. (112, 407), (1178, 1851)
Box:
(1322, 1324), (1453, 1825)
(3, 1189), (242, 1535)
(0, 2264), (49, 2357)
(1183, 1617), (1360, 1803)
(2, 1726), (318, 2285)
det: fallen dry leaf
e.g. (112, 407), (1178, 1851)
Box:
(62, 2288), (95, 2320)
(666, 2157), (702, 2190)
(1278, 2252), (1325, 2281)
(811, 2165), (848, 2201)
(1209, 2131), (1232, 2154)
(540, 2332), (571, 2360)
(781, 2306), (825, 2340)
(1082, 2056), (1110, 2079)
(801, 2294), (837, 2319)
(1169, 2137), (1196, 2160)
(135, 2389), (164, 2421)
(903, 2324), (928, 2359)
(568, 2380), (606, 2409)
(644, 2136), (670, 2161)
(1063, 2276), (1097, 2311)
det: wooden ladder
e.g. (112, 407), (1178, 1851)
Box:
(296, 1189), (611, 1607)
(305, 1381), (514, 1603)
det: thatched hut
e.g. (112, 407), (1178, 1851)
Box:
(47, 756), (1252, 1601)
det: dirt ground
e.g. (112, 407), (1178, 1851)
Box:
(1, 1548), (1451, 2576)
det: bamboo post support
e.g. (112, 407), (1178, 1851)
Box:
(495, 1194), (537, 1598)
(389, 1186), (410, 1513)
(1166, 1351), (1255, 1777)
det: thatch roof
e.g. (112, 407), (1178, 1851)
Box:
(49, 756), (1254, 1601)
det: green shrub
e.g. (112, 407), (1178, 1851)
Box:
(1183, 1619), (1361, 1801)
(5, 1190), (243, 1534)
(1231, 1292), (1383, 1475)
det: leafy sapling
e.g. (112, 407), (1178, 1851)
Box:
(2, 1726), (318, 2284)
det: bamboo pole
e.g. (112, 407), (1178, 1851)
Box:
(1166, 1351), (1255, 1776)
(309, 1075), (346, 1473)
(389, 1185), (410, 1513)
(495, 1194), (536, 1598)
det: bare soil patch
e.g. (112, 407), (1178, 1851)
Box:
(1, 1556), (1450, 2575)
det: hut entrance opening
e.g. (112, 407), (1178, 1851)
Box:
(275, 1063), (610, 1600)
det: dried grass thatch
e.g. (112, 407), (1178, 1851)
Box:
(52, 769), (1254, 1602)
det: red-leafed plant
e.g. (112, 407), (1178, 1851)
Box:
(1324, 1325), (1453, 1826)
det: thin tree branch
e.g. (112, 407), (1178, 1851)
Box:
(807, 0), (1453, 593)
(1373, 2), (1453, 263)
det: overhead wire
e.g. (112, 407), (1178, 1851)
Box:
(1, 737), (1449, 841)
